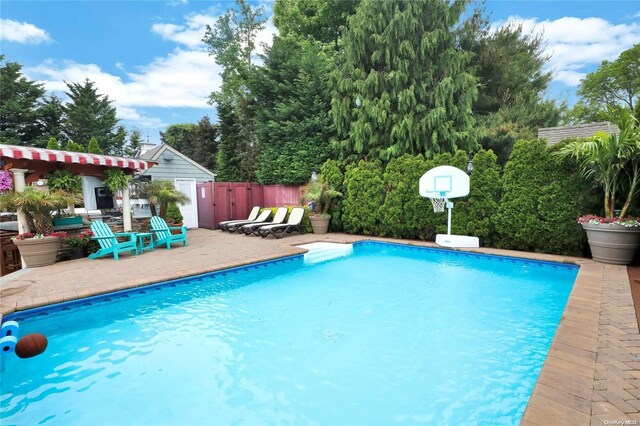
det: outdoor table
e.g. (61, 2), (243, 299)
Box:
(137, 232), (154, 253)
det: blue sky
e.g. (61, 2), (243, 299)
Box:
(1, 1), (638, 145)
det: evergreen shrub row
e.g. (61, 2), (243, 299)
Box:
(328, 139), (596, 256)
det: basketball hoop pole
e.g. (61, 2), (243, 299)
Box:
(446, 199), (452, 235)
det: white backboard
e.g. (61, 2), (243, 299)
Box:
(419, 165), (469, 199)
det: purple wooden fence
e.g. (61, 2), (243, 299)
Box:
(208, 183), (301, 228)
(263, 184), (301, 206)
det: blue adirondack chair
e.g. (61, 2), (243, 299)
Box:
(89, 221), (138, 260)
(150, 216), (187, 249)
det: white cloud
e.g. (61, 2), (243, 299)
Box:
(0, 19), (51, 44)
(25, 49), (221, 128)
(493, 16), (640, 87)
(151, 11), (278, 54)
(21, 8), (277, 130)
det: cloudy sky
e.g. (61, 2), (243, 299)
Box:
(1, 0), (638, 144)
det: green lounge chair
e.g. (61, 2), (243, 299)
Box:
(225, 209), (271, 233)
(150, 216), (187, 249)
(89, 221), (138, 260)
(257, 207), (305, 239)
(240, 207), (288, 235)
(218, 206), (260, 231)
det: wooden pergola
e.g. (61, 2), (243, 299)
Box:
(0, 144), (154, 234)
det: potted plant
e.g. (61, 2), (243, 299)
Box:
(0, 187), (68, 267)
(300, 177), (343, 234)
(63, 229), (97, 259)
(165, 201), (184, 234)
(134, 180), (190, 219)
(48, 170), (83, 225)
(557, 107), (640, 264)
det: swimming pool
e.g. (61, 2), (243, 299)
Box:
(0, 241), (577, 425)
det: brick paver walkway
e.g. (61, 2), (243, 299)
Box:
(1, 228), (638, 424)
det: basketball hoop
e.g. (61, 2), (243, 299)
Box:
(430, 197), (446, 213)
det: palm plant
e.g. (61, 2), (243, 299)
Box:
(47, 170), (82, 214)
(135, 180), (190, 218)
(557, 107), (640, 218)
(0, 187), (67, 234)
(301, 178), (343, 217)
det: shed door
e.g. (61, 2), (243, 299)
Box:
(174, 178), (198, 229)
(196, 182), (214, 229)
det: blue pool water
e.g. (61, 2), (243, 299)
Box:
(0, 241), (577, 425)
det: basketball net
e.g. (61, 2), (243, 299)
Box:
(430, 197), (446, 213)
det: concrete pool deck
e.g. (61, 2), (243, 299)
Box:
(0, 228), (637, 425)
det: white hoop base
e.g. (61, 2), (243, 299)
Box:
(436, 234), (479, 248)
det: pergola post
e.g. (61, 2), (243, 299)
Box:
(11, 168), (29, 268)
(11, 168), (29, 235)
(122, 186), (132, 232)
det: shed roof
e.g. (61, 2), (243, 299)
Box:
(139, 144), (215, 178)
(538, 122), (620, 145)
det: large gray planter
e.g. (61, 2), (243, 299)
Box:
(12, 236), (61, 267)
(309, 215), (330, 234)
(582, 223), (640, 265)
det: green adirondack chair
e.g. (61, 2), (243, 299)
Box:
(150, 216), (187, 249)
(89, 221), (138, 260)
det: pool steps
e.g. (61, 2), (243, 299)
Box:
(297, 242), (354, 265)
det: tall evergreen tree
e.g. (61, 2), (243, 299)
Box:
(126, 129), (143, 158)
(203, 0), (265, 181)
(0, 56), (45, 146)
(273, 0), (359, 44)
(193, 116), (218, 172)
(160, 124), (195, 157)
(36, 95), (66, 146)
(330, 0), (477, 162)
(253, 37), (335, 184)
(62, 79), (120, 153)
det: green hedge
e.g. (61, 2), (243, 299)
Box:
(332, 141), (593, 255)
(495, 139), (586, 255)
(342, 160), (384, 235)
(320, 159), (345, 232)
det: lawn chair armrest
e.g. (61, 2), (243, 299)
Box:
(91, 235), (115, 240)
(167, 226), (186, 230)
(114, 232), (136, 236)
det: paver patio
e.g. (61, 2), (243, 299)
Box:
(1, 228), (638, 424)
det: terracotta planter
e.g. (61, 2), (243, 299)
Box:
(309, 215), (330, 234)
(171, 223), (183, 235)
(12, 236), (61, 267)
(582, 223), (640, 265)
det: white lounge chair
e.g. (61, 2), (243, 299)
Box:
(256, 207), (305, 239)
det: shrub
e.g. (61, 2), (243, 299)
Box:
(165, 202), (183, 224)
(87, 137), (103, 154)
(342, 160), (384, 235)
(320, 159), (345, 231)
(379, 154), (432, 239)
(46, 136), (60, 150)
(495, 139), (586, 255)
(464, 149), (502, 246)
